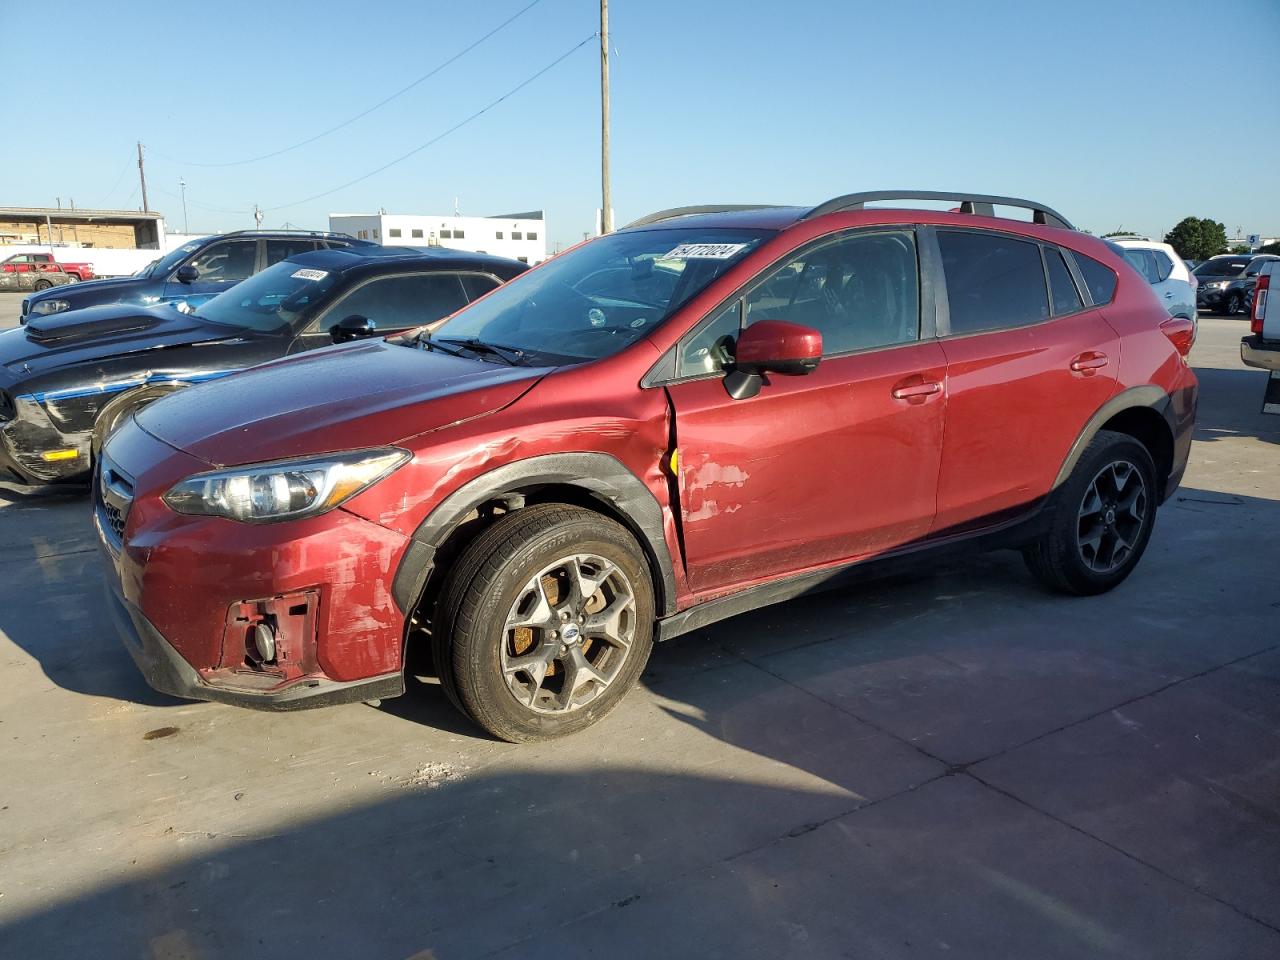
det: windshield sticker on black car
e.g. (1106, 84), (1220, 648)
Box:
(660, 243), (749, 261)
(291, 268), (329, 281)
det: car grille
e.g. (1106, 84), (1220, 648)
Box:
(95, 454), (135, 550)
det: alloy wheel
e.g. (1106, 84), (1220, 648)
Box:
(500, 553), (637, 714)
(1077, 460), (1148, 574)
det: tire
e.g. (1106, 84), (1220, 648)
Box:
(433, 503), (655, 742)
(33, 279), (51, 291)
(65, 275), (79, 283)
(1023, 430), (1158, 596)
(1226, 292), (1243, 316)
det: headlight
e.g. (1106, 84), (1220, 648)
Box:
(31, 299), (70, 315)
(1207, 280), (1229, 289)
(162, 448), (410, 523)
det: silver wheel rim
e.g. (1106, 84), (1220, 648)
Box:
(500, 553), (636, 714)
(1077, 460), (1147, 574)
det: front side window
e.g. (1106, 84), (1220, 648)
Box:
(324, 273), (470, 331)
(188, 239), (257, 282)
(434, 227), (771, 364)
(745, 230), (919, 355)
(938, 230), (1049, 334)
(194, 259), (341, 332)
(679, 299), (740, 377)
(1043, 246), (1083, 315)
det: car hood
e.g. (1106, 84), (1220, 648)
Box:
(26, 274), (146, 306)
(135, 338), (547, 466)
(1, 303), (243, 376)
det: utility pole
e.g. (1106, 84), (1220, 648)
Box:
(136, 141), (150, 213)
(253, 204), (263, 229)
(599, 0), (612, 234)
(179, 178), (189, 234)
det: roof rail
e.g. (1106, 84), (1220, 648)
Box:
(801, 191), (1074, 230)
(218, 228), (356, 239)
(625, 204), (783, 229)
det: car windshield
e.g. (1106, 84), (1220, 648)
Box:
(193, 259), (340, 332)
(431, 227), (772, 363)
(132, 258), (160, 278)
(1194, 258), (1249, 278)
(143, 241), (208, 278)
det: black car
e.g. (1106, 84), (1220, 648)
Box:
(1194, 253), (1280, 315)
(0, 246), (527, 485)
(20, 229), (372, 323)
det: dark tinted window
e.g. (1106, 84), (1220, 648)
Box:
(188, 239), (257, 282)
(265, 239), (317, 265)
(1194, 258), (1248, 278)
(1074, 253), (1117, 305)
(938, 231), (1048, 333)
(1151, 249), (1174, 281)
(325, 273), (469, 331)
(745, 230), (919, 355)
(1043, 247), (1083, 314)
(460, 274), (500, 300)
(1245, 257), (1276, 276)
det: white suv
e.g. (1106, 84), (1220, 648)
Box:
(1109, 237), (1197, 323)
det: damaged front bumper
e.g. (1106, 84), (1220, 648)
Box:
(0, 396), (91, 484)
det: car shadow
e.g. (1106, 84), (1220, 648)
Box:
(1190, 364), (1279, 446)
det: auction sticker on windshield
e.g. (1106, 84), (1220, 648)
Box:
(661, 243), (749, 260)
(291, 268), (329, 281)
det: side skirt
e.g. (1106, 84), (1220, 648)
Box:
(656, 505), (1051, 642)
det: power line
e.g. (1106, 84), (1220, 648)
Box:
(153, 0), (543, 169)
(264, 33), (595, 213)
(94, 153), (136, 208)
(149, 183), (247, 216)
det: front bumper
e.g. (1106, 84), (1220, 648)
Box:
(1241, 335), (1280, 372)
(1196, 288), (1226, 309)
(96, 421), (411, 710)
(103, 575), (403, 710)
(0, 409), (91, 485)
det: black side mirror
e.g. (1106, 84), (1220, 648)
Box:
(174, 264), (199, 284)
(330, 314), (376, 343)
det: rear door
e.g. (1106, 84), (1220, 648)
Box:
(1144, 248), (1195, 319)
(665, 228), (947, 595)
(932, 229), (1119, 533)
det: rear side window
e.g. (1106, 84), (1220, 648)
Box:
(938, 231), (1049, 334)
(1076, 254), (1118, 305)
(1043, 247), (1083, 315)
(1151, 249), (1174, 282)
(1121, 248), (1161, 285)
(265, 239), (318, 265)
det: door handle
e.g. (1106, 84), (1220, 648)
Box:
(891, 377), (943, 403)
(1070, 352), (1109, 373)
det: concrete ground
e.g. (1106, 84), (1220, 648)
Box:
(0, 294), (1277, 959)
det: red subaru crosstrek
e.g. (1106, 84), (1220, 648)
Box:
(98, 191), (1198, 741)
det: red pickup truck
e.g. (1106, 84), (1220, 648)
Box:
(0, 252), (95, 283)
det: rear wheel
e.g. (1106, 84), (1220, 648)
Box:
(33, 279), (51, 291)
(1023, 430), (1157, 595)
(433, 503), (654, 742)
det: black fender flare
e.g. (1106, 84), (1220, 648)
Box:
(390, 452), (678, 618)
(91, 382), (191, 459)
(1051, 385), (1175, 491)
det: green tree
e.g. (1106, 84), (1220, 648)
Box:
(1163, 217), (1228, 260)
(1261, 241), (1280, 255)
(1229, 243), (1251, 255)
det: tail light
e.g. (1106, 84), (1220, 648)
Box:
(1251, 274), (1269, 336)
(1160, 317), (1196, 358)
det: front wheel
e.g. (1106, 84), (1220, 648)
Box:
(1023, 430), (1158, 595)
(433, 503), (655, 742)
(1226, 292), (1243, 315)
(64, 274), (79, 283)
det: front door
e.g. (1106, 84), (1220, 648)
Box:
(163, 238), (259, 307)
(665, 228), (947, 596)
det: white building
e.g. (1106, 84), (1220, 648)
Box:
(328, 210), (548, 264)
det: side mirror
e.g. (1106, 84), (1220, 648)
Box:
(724, 319), (822, 399)
(330, 314), (377, 343)
(174, 264), (199, 284)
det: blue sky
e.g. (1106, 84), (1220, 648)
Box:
(3, 0), (1278, 247)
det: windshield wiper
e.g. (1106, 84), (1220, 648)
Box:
(437, 337), (528, 366)
(414, 333), (469, 358)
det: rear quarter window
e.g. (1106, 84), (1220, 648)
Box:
(1075, 253), (1118, 305)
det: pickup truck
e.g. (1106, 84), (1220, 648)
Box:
(1239, 260), (1280, 414)
(0, 254), (79, 292)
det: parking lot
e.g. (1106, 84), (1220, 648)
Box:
(1, 289), (1277, 958)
